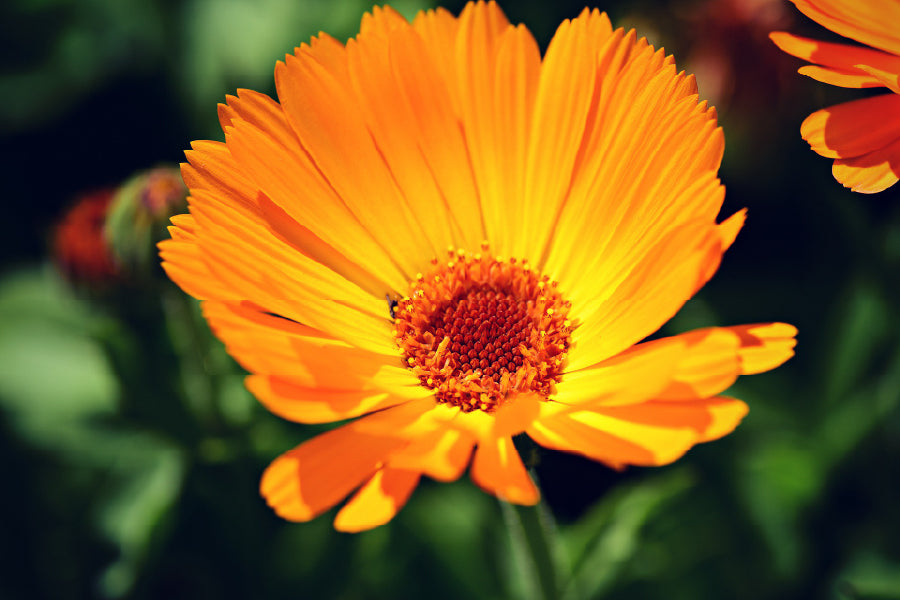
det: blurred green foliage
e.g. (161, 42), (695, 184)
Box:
(2, 0), (900, 599)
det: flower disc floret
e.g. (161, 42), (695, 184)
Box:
(393, 247), (573, 413)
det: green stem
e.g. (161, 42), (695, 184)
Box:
(161, 287), (224, 430)
(500, 485), (561, 600)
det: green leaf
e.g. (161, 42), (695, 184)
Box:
(0, 266), (118, 450)
(561, 468), (694, 600)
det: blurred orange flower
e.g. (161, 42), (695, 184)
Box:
(771, 0), (900, 192)
(161, 1), (797, 531)
(54, 189), (120, 286)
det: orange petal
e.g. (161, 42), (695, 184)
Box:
(479, 21), (542, 258)
(274, 42), (436, 278)
(655, 323), (796, 398)
(202, 301), (410, 382)
(388, 24), (486, 250)
(543, 26), (726, 328)
(798, 64), (884, 88)
(855, 63), (900, 93)
(387, 428), (475, 482)
(789, 0), (900, 56)
(359, 4), (408, 38)
(769, 31), (900, 86)
(650, 329), (741, 400)
(470, 436), (539, 504)
(246, 375), (420, 424)
(801, 94), (900, 159)
(260, 423), (408, 522)
(159, 221), (231, 300)
(451, 1), (519, 257)
(187, 190), (396, 354)
(223, 116), (408, 294)
(182, 140), (257, 209)
(832, 135), (900, 192)
(333, 468), (421, 532)
(346, 18), (462, 256)
(514, 9), (609, 262)
(411, 7), (462, 114)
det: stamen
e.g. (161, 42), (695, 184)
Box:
(393, 246), (574, 413)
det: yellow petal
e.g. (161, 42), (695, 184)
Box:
(729, 323), (799, 375)
(529, 408), (696, 469)
(569, 220), (726, 369)
(832, 136), (900, 192)
(556, 337), (685, 407)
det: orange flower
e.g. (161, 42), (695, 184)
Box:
(54, 189), (120, 285)
(161, 2), (797, 532)
(770, 0), (900, 192)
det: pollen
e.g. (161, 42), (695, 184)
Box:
(392, 246), (574, 413)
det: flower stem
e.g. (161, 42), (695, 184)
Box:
(500, 488), (560, 600)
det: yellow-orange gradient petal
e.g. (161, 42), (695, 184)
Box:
(387, 428), (476, 482)
(556, 323), (796, 409)
(789, 0), (900, 56)
(832, 136), (900, 192)
(568, 219), (730, 369)
(528, 396), (748, 469)
(246, 376), (422, 424)
(260, 422), (409, 522)
(334, 468), (421, 532)
(655, 323), (797, 397)
(470, 436), (539, 505)
(728, 323), (800, 375)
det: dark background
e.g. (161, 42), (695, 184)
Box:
(1, 0), (898, 598)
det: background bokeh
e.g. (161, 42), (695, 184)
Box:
(2, 0), (899, 598)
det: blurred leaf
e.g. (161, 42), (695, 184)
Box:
(737, 433), (825, 575)
(823, 282), (892, 406)
(1, 0), (167, 132)
(0, 266), (118, 449)
(835, 553), (900, 600)
(96, 434), (185, 599)
(405, 480), (501, 600)
(561, 468), (694, 600)
(819, 347), (900, 465)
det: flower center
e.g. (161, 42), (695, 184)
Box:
(392, 246), (573, 413)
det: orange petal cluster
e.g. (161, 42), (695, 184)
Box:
(771, 0), (900, 192)
(161, 1), (797, 532)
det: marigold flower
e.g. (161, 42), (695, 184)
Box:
(770, 0), (900, 193)
(161, 2), (797, 532)
(54, 188), (120, 286)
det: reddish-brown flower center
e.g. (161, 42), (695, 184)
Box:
(393, 247), (573, 413)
